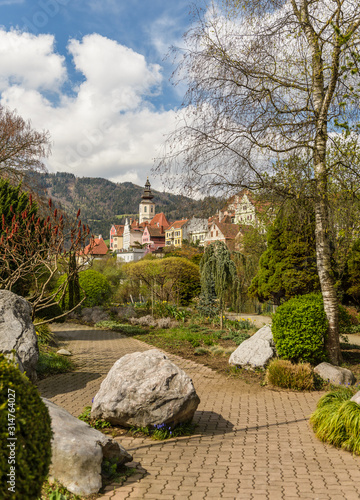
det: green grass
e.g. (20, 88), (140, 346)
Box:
(39, 479), (82, 500)
(310, 387), (360, 454)
(78, 405), (111, 430)
(95, 320), (145, 335)
(36, 350), (75, 378)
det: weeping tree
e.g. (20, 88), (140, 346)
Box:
(156, 0), (360, 364)
(199, 241), (237, 328)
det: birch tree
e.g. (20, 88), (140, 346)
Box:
(156, 0), (360, 364)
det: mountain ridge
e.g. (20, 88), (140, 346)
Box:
(28, 172), (222, 236)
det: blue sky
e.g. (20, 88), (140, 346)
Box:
(0, 0), (194, 189)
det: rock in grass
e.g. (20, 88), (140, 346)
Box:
(350, 391), (360, 404)
(0, 290), (38, 382)
(314, 362), (356, 386)
(91, 349), (200, 428)
(43, 398), (132, 496)
(228, 324), (275, 370)
(56, 349), (72, 356)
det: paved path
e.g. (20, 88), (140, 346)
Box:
(38, 324), (360, 500)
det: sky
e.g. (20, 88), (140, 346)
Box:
(0, 0), (194, 190)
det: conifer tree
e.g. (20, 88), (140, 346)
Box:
(249, 207), (320, 305)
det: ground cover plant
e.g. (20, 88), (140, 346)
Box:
(94, 312), (265, 382)
(310, 387), (360, 455)
(78, 406), (197, 440)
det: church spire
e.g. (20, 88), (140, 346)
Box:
(141, 177), (154, 200)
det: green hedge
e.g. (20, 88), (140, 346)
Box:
(0, 354), (52, 499)
(272, 293), (328, 364)
(57, 269), (112, 310)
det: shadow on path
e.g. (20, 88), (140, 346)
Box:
(37, 371), (102, 399)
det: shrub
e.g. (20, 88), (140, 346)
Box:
(272, 293), (328, 364)
(56, 269), (112, 310)
(0, 354), (52, 499)
(310, 387), (360, 455)
(33, 319), (55, 345)
(338, 304), (353, 332)
(265, 359), (315, 391)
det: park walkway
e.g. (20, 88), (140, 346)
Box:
(37, 324), (360, 500)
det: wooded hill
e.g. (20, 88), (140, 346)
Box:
(27, 172), (221, 237)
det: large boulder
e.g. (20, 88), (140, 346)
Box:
(43, 398), (132, 496)
(314, 362), (356, 386)
(0, 290), (38, 382)
(229, 324), (276, 369)
(91, 349), (200, 428)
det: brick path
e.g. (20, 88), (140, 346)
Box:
(37, 324), (360, 500)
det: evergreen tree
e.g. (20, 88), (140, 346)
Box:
(249, 206), (320, 305)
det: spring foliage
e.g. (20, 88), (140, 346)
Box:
(199, 241), (237, 325)
(310, 388), (360, 455)
(57, 269), (112, 310)
(272, 293), (328, 365)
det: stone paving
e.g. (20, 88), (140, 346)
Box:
(37, 324), (360, 500)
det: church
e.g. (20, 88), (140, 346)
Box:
(110, 178), (170, 256)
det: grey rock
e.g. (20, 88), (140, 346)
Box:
(91, 349), (200, 428)
(43, 398), (132, 496)
(350, 391), (360, 404)
(314, 362), (356, 386)
(229, 324), (275, 369)
(56, 349), (72, 356)
(0, 290), (38, 382)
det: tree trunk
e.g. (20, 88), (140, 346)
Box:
(314, 195), (341, 364)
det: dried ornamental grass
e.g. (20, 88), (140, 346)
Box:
(265, 359), (315, 391)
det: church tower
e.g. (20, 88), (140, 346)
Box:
(139, 177), (155, 224)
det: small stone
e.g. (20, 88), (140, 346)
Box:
(314, 362), (356, 386)
(56, 349), (72, 356)
(229, 324), (275, 370)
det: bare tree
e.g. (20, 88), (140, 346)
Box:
(0, 105), (50, 181)
(156, 0), (360, 364)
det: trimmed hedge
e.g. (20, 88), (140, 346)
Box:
(272, 293), (328, 364)
(0, 354), (52, 499)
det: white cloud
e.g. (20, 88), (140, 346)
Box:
(0, 31), (176, 191)
(0, 29), (66, 91)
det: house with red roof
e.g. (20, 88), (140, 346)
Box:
(204, 221), (241, 251)
(78, 235), (108, 264)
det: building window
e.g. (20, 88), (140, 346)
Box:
(211, 231), (213, 237)
(216, 231), (218, 236)
(151, 206), (153, 212)
(144, 206), (147, 212)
